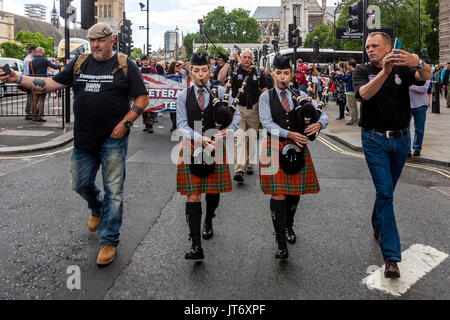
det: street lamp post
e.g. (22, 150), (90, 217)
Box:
(139, 1), (150, 57)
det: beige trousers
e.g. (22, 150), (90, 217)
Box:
(346, 93), (358, 123)
(234, 103), (260, 173)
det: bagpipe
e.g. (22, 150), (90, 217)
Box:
(271, 41), (323, 174)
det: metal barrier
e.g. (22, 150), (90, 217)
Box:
(0, 75), (66, 129)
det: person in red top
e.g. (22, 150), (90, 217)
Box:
(295, 59), (309, 92)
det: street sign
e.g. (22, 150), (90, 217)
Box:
(336, 27), (393, 40)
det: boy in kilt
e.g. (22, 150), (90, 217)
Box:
(258, 54), (328, 259)
(176, 53), (241, 260)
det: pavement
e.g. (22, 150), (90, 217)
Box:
(0, 96), (449, 167)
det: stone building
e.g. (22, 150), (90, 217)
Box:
(253, 0), (337, 46)
(440, 0), (450, 64)
(95, 0), (125, 34)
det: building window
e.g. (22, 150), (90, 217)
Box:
(108, 5), (112, 18)
(99, 5), (103, 19)
(293, 5), (301, 26)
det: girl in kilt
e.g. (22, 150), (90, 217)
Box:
(258, 54), (328, 259)
(176, 53), (240, 260)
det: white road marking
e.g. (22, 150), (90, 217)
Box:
(363, 244), (448, 296)
(0, 130), (53, 137)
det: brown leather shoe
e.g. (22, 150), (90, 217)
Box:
(384, 260), (401, 278)
(374, 229), (381, 243)
(97, 246), (116, 266)
(88, 215), (101, 232)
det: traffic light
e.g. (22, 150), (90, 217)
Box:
(262, 44), (268, 56)
(288, 24), (301, 48)
(346, 0), (364, 33)
(113, 35), (118, 52)
(60, 0), (71, 19)
(119, 40), (125, 54)
(313, 41), (319, 56)
(81, 0), (96, 30)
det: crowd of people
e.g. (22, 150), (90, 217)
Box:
(0, 23), (437, 280)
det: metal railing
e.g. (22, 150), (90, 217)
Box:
(0, 75), (66, 129)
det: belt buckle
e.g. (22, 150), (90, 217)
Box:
(385, 130), (394, 138)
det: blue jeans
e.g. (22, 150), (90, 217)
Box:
(409, 105), (427, 152)
(70, 135), (129, 247)
(361, 130), (410, 262)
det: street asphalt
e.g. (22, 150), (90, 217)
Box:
(0, 113), (448, 300)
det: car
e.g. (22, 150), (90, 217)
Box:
(0, 57), (24, 98)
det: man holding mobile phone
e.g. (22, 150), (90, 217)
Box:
(353, 32), (431, 278)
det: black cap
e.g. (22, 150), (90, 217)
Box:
(190, 53), (209, 66)
(272, 53), (291, 70)
(141, 55), (148, 61)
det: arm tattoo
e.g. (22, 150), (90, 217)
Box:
(131, 105), (144, 116)
(32, 79), (47, 92)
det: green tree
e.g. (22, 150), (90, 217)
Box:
(184, 33), (202, 58)
(334, 0), (432, 53)
(304, 25), (335, 49)
(15, 30), (55, 57)
(0, 42), (26, 59)
(203, 7), (259, 43)
(130, 48), (143, 60)
(195, 45), (227, 59)
(424, 0), (439, 64)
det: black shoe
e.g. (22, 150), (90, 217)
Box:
(234, 171), (244, 183)
(201, 221), (213, 240)
(345, 121), (354, 126)
(407, 152), (412, 158)
(413, 150), (420, 157)
(275, 248), (289, 259)
(147, 125), (154, 133)
(25, 116), (33, 120)
(185, 245), (204, 260)
(384, 260), (400, 278)
(246, 167), (254, 175)
(285, 227), (296, 244)
(143, 126), (148, 132)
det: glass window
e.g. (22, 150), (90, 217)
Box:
(108, 5), (112, 18)
(99, 5), (103, 18)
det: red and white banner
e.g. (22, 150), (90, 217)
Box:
(141, 74), (188, 112)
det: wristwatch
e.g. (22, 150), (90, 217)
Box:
(416, 59), (424, 69)
(122, 119), (132, 129)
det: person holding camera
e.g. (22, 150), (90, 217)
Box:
(353, 32), (431, 278)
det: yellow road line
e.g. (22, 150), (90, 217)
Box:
(318, 136), (450, 179)
(0, 146), (73, 160)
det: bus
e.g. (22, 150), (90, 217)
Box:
(260, 47), (363, 69)
(57, 38), (90, 61)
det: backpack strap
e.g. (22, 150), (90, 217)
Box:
(111, 53), (128, 78)
(73, 52), (91, 76)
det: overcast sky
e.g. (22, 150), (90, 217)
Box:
(4, 0), (338, 52)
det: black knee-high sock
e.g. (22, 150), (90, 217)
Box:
(205, 194), (220, 224)
(286, 195), (300, 228)
(270, 198), (287, 249)
(186, 202), (202, 247)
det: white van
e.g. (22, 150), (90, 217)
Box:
(0, 57), (24, 98)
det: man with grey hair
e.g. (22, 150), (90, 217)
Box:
(218, 50), (268, 183)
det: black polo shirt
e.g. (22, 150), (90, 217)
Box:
(353, 63), (424, 131)
(231, 66), (267, 108)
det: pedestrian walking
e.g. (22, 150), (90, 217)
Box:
(353, 32), (431, 278)
(175, 53), (240, 260)
(0, 23), (149, 266)
(409, 80), (431, 157)
(218, 50), (268, 184)
(258, 54), (328, 259)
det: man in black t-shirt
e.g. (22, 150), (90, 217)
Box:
(353, 32), (431, 279)
(218, 50), (268, 183)
(0, 23), (149, 267)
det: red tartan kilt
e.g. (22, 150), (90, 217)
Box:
(259, 136), (320, 195)
(176, 138), (232, 195)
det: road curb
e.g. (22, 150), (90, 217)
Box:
(0, 130), (73, 155)
(322, 130), (450, 168)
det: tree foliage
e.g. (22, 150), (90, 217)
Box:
(306, 0), (435, 60)
(0, 31), (55, 60)
(195, 45), (228, 59)
(130, 48), (143, 60)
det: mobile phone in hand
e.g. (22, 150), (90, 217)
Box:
(393, 38), (402, 54)
(0, 64), (11, 75)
